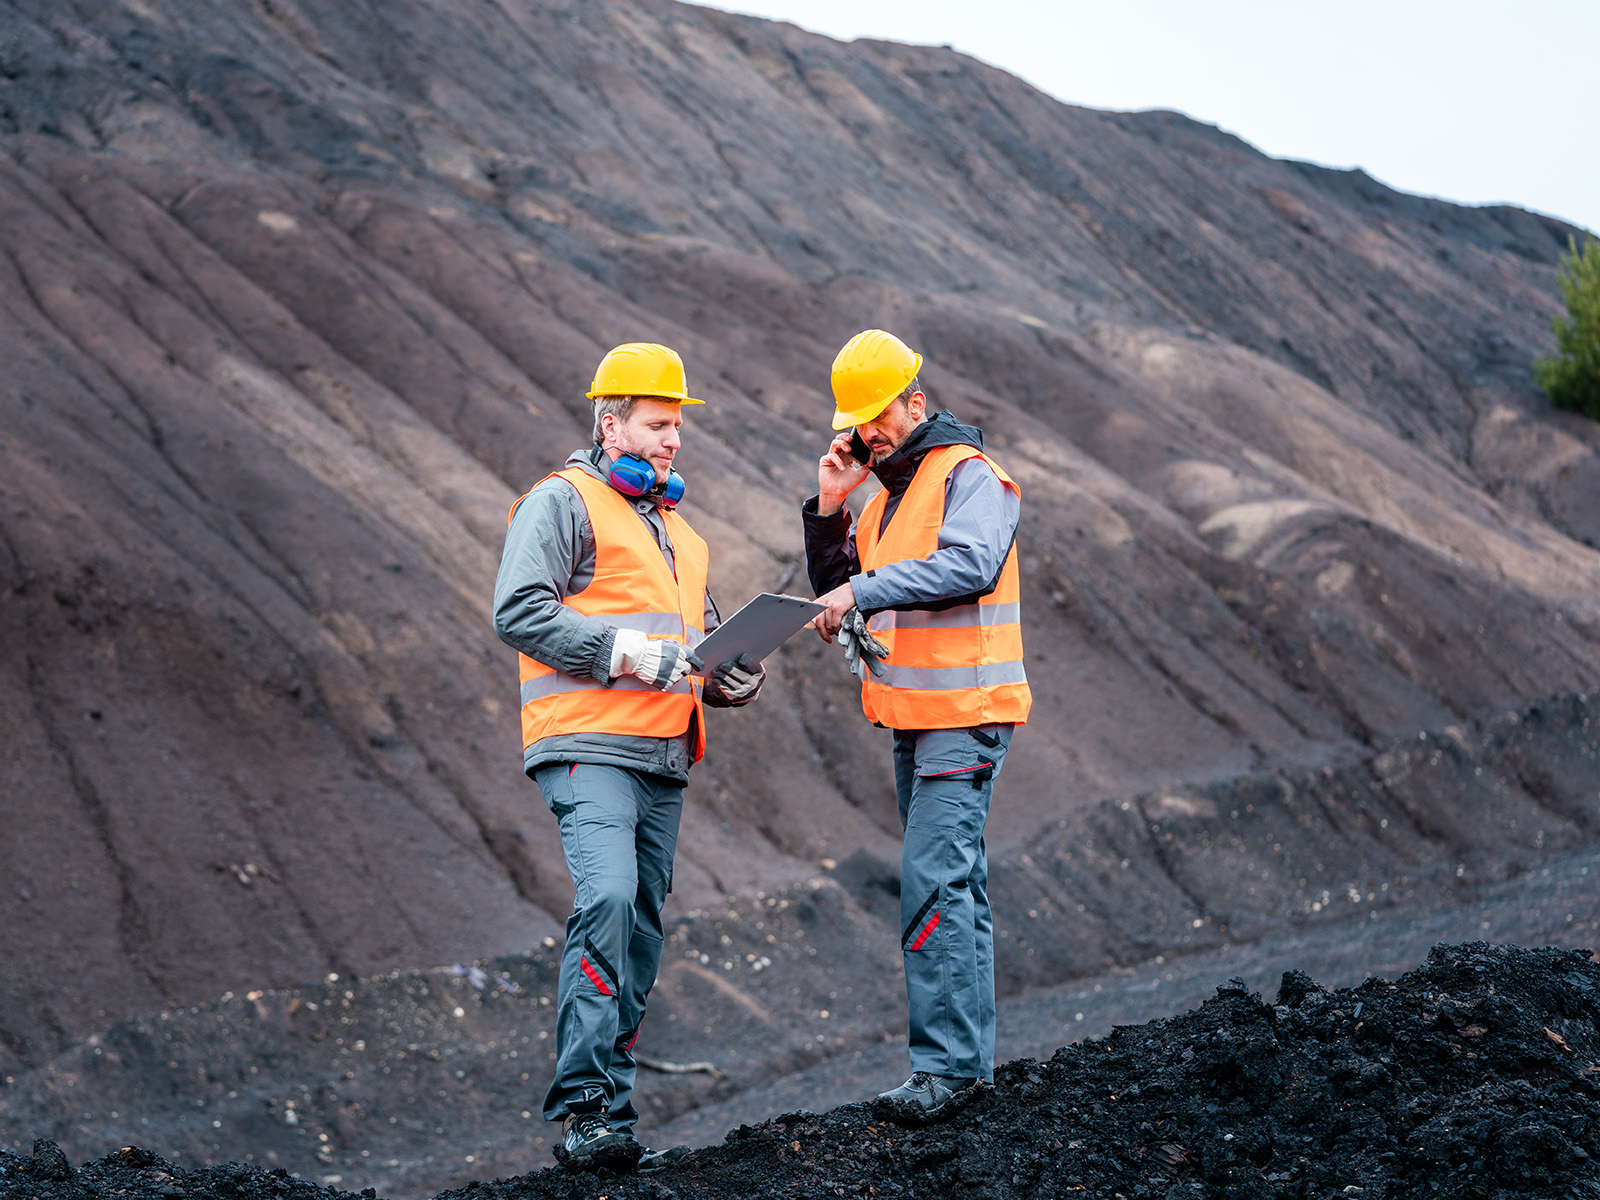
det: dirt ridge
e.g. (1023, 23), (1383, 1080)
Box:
(5, 943), (1600, 1199)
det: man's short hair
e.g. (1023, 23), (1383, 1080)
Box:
(887, 377), (924, 412)
(592, 397), (640, 444)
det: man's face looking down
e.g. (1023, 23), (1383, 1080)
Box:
(855, 389), (926, 464)
(602, 398), (684, 484)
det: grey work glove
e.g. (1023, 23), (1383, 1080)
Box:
(710, 652), (764, 706)
(838, 608), (888, 681)
(611, 628), (704, 690)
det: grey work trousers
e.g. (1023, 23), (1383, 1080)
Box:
(893, 723), (1013, 1082)
(534, 762), (683, 1128)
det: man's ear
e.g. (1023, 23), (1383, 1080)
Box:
(907, 390), (927, 420)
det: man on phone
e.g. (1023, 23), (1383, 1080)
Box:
(495, 342), (764, 1170)
(801, 328), (1031, 1117)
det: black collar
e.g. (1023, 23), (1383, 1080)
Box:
(868, 411), (983, 496)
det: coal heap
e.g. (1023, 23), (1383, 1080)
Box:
(6, 943), (1598, 1200)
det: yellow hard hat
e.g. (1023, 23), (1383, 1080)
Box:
(829, 329), (922, 429)
(586, 342), (704, 404)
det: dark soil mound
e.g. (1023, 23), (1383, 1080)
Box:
(7, 943), (1598, 1199)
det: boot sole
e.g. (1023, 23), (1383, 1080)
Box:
(870, 1080), (982, 1127)
(638, 1144), (691, 1173)
(553, 1133), (644, 1173)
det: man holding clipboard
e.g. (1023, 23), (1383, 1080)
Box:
(493, 343), (767, 1173)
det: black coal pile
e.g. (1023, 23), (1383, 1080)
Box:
(7, 944), (1600, 1200)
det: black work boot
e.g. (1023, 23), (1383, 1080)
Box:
(637, 1143), (690, 1173)
(874, 1072), (980, 1123)
(556, 1110), (641, 1171)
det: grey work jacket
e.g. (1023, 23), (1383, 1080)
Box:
(493, 449), (733, 784)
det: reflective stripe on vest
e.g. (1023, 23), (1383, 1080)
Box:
(508, 467), (709, 762)
(856, 444), (1032, 731)
(871, 660), (1030, 690)
(868, 602), (1022, 632)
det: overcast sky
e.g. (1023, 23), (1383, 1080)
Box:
(702, 0), (1598, 238)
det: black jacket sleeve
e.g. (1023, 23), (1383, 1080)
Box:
(801, 495), (859, 596)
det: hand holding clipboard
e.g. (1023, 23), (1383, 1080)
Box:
(690, 593), (827, 676)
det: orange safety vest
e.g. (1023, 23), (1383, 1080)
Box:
(509, 468), (709, 762)
(856, 444), (1032, 730)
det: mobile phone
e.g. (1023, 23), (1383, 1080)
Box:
(848, 430), (872, 465)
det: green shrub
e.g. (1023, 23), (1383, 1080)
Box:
(1535, 235), (1600, 419)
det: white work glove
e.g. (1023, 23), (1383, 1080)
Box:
(839, 608), (888, 681)
(610, 627), (703, 690)
(710, 652), (764, 706)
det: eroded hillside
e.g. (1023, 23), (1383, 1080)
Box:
(3, 0), (1599, 1072)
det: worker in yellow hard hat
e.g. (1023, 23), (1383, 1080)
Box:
(494, 342), (763, 1172)
(800, 328), (1032, 1117)
(826, 327), (925, 431)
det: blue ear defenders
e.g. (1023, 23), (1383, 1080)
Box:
(603, 451), (685, 508)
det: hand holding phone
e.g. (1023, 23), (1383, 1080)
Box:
(818, 430), (872, 515)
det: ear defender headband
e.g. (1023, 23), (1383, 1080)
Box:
(601, 449), (686, 508)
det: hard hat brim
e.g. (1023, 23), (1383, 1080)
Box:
(586, 390), (706, 405)
(830, 396), (893, 430)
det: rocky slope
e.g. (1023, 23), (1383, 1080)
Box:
(3, 0), (1599, 1094)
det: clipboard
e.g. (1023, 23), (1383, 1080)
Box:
(691, 592), (826, 675)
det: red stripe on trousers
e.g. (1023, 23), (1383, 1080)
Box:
(908, 910), (940, 951)
(580, 955), (612, 996)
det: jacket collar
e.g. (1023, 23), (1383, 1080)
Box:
(869, 410), (984, 496)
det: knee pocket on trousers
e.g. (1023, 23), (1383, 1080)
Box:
(902, 884), (979, 994)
